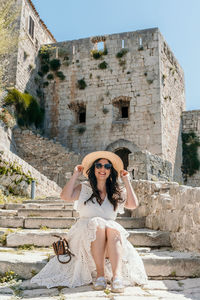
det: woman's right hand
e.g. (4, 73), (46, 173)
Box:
(73, 165), (84, 177)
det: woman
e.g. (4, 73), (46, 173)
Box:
(31, 151), (148, 292)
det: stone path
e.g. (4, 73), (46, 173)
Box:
(0, 278), (200, 299)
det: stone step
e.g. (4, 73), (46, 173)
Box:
(5, 228), (170, 247)
(17, 208), (131, 218)
(23, 199), (65, 204)
(17, 208), (78, 218)
(0, 209), (18, 216)
(0, 216), (145, 229)
(0, 249), (199, 279)
(0, 203), (73, 210)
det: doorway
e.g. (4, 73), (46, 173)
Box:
(114, 148), (131, 170)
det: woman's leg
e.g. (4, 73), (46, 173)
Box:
(91, 226), (107, 278)
(106, 227), (122, 279)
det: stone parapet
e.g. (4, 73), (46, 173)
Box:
(128, 150), (172, 181)
(0, 147), (61, 197)
(131, 180), (200, 253)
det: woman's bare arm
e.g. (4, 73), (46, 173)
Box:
(60, 165), (83, 202)
(120, 170), (139, 210)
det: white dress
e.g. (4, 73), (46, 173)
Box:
(31, 181), (148, 288)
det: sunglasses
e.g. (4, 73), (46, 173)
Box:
(95, 163), (112, 170)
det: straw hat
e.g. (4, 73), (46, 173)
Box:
(81, 151), (124, 177)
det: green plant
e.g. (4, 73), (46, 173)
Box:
(4, 88), (45, 128)
(98, 61), (108, 69)
(77, 126), (86, 134)
(138, 45), (144, 51)
(37, 71), (43, 77)
(0, 271), (21, 283)
(119, 59), (126, 67)
(147, 79), (153, 84)
(170, 271), (176, 277)
(39, 225), (49, 230)
(116, 48), (128, 58)
(56, 71), (65, 80)
(39, 45), (50, 61)
(182, 132), (200, 181)
(0, 233), (7, 246)
(89, 73), (92, 79)
(41, 63), (49, 74)
(77, 78), (87, 90)
(31, 269), (38, 276)
(43, 81), (49, 88)
(47, 73), (54, 80)
(17, 244), (35, 250)
(91, 48), (108, 59)
(49, 59), (61, 71)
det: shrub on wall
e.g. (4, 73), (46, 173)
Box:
(91, 48), (108, 59)
(77, 78), (87, 90)
(49, 59), (61, 71)
(3, 89), (44, 128)
(98, 61), (108, 69)
(47, 73), (54, 80)
(182, 132), (200, 181)
(56, 71), (65, 80)
(116, 48), (128, 58)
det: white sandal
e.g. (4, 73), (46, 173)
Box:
(111, 277), (124, 293)
(93, 276), (107, 290)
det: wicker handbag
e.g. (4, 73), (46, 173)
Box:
(52, 234), (74, 264)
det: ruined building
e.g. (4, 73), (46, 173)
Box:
(1, 0), (200, 187)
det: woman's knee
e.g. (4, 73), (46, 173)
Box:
(106, 227), (121, 243)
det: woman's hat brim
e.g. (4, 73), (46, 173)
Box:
(81, 151), (124, 178)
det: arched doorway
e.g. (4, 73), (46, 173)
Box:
(114, 148), (131, 170)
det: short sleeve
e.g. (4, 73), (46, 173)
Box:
(73, 181), (93, 211)
(117, 187), (127, 214)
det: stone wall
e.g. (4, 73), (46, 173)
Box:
(0, 147), (61, 197)
(182, 110), (200, 187)
(0, 121), (17, 153)
(0, 0), (56, 97)
(43, 28), (163, 157)
(41, 28), (185, 183)
(159, 33), (185, 183)
(131, 180), (200, 253)
(16, 0), (56, 97)
(0, 0), (21, 90)
(13, 127), (81, 187)
(128, 150), (172, 181)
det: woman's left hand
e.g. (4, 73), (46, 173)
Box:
(120, 170), (129, 181)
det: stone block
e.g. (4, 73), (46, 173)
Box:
(24, 217), (76, 229)
(0, 217), (24, 228)
(128, 229), (171, 247)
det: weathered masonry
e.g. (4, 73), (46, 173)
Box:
(42, 28), (185, 182)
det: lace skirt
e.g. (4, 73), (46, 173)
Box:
(30, 217), (148, 288)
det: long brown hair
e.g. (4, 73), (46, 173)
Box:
(84, 158), (125, 211)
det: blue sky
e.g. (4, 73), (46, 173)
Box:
(32, 0), (200, 111)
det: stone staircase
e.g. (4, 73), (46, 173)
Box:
(0, 197), (200, 299)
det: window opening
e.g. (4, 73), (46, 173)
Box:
(78, 109), (86, 123)
(121, 106), (128, 118)
(29, 16), (34, 39)
(122, 39), (124, 48)
(35, 39), (39, 51)
(73, 45), (75, 55)
(139, 37), (143, 46)
(97, 41), (104, 51)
